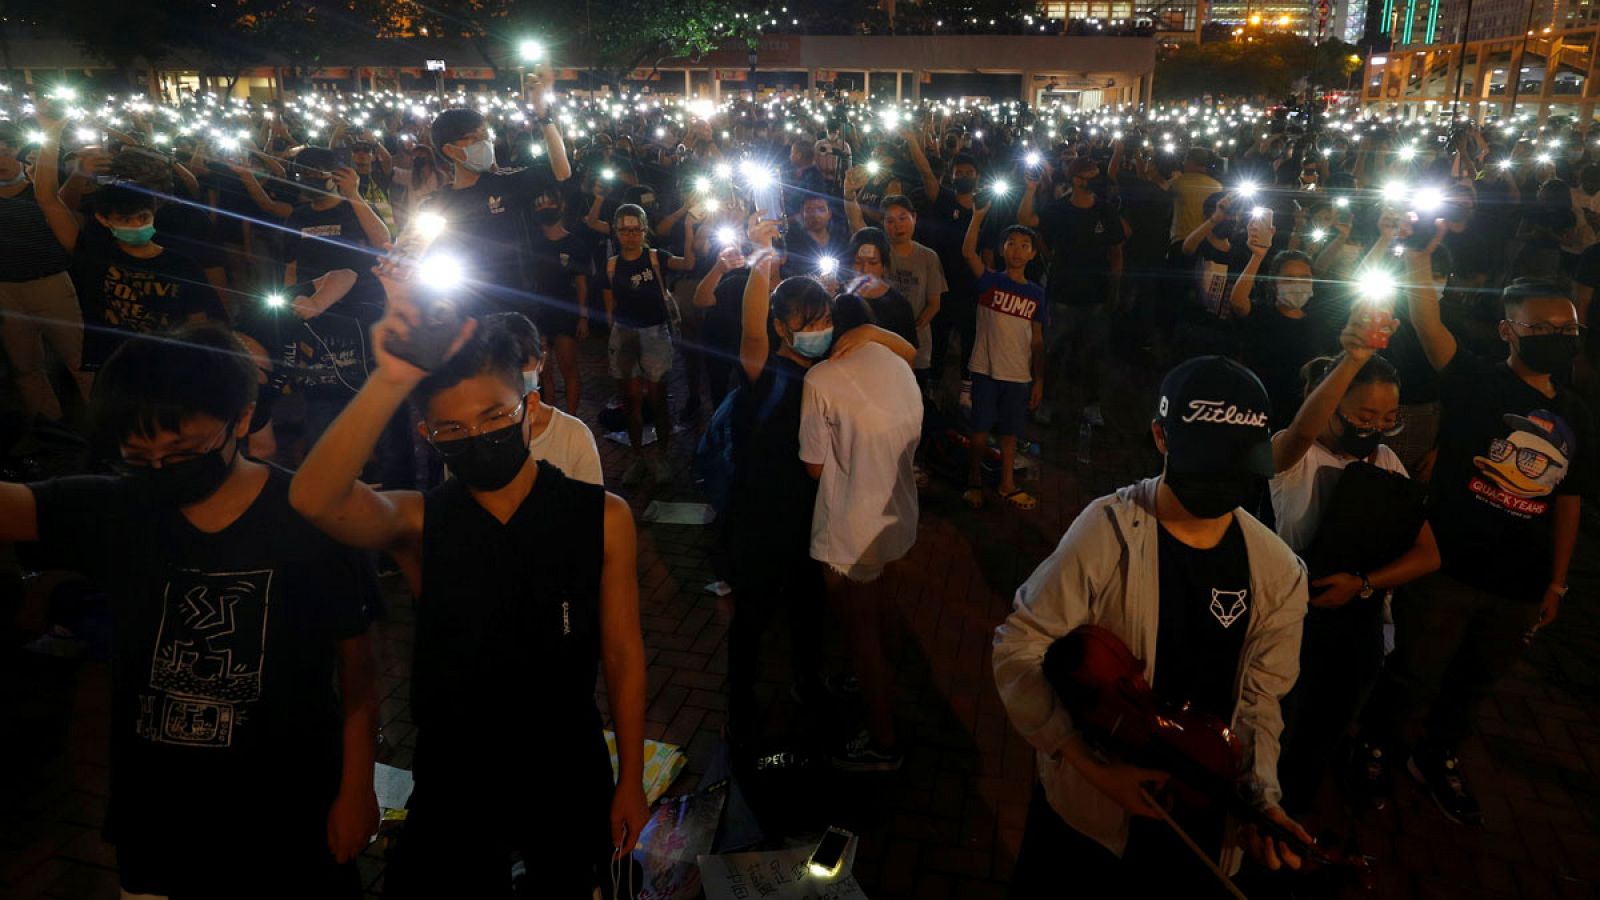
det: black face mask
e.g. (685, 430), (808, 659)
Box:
(1515, 332), (1582, 375)
(436, 425), (529, 492)
(952, 177), (978, 194)
(1165, 471), (1259, 519)
(121, 431), (238, 508)
(534, 207), (563, 226)
(1333, 412), (1383, 460)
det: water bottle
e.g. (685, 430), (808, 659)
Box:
(1077, 422), (1093, 465)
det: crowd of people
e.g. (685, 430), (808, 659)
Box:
(0, 67), (1595, 898)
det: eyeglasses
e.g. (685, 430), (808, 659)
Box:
(114, 423), (231, 472)
(615, 226), (645, 235)
(427, 400), (527, 455)
(1340, 412), (1404, 438)
(1488, 437), (1564, 479)
(1511, 321), (1588, 338)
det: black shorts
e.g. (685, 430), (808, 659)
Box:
(537, 297), (583, 340)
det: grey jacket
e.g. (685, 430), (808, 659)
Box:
(992, 476), (1308, 870)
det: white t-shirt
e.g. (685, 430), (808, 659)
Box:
(1269, 435), (1407, 552)
(799, 343), (923, 568)
(529, 406), (603, 486)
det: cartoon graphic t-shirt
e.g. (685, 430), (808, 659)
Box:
(1153, 518), (1252, 725)
(1432, 351), (1595, 603)
(26, 466), (372, 841)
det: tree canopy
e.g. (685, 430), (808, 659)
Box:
(1155, 33), (1364, 101)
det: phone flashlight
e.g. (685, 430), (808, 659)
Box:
(693, 175), (712, 194)
(819, 256), (838, 276)
(417, 254), (465, 291)
(866, 160), (881, 176)
(1251, 206), (1267, 218)
(1498, 159), (1515, 171)
(991, 180), (1011, 198)
(519, 39), (545, 63)
(1311, 228), (1328, 242)
(716, 226), (738, 247)
(714, 161), (734, 181)
(265, 293), (287, 309)
(1236, 182), (1258, 199)
(601, 167), (616, 182)
(1024, 151), (1042, 167)
(1335, 196), (1350, 209)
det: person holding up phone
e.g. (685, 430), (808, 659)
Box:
(289, 274), (649, 898)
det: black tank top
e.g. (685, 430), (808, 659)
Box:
(412, 462), (609, 784)
(610, 249), (668, 328)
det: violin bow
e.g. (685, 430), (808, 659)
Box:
(1138, 787), (1250, 900)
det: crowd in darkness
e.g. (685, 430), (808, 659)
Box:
(0, 71), (1595, 898)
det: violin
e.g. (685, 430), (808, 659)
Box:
(1043, 624), (1375, 895)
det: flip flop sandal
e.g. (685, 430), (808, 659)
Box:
(1002, 489), (1038, 511)
(962, 487), (985, 509)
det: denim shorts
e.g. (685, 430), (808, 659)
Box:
(970, 373), (1030, 436)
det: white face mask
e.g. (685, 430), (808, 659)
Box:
(523, 369), (540, 396)
(1277, 280), (1313, 310)
(458, 139), (496, 174)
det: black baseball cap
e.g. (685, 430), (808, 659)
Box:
(1157, 356), (1274, 477)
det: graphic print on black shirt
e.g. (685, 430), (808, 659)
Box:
(1432, 351), (1594, 601)
(25, 467), (372, 839)
(72, 229), (225, 369)
(1154, 518), (1252, 724)
(610, 250), (669, 328)
(140, 568), (273, 747)
(425, 167), (553, 312)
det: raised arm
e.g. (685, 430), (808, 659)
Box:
(529, 65), (571, 183)
(232, 164), (294, 219)
(1272, 325), (1378, 473)
(962, 203), (989, 278)
(584, 185), (611, 235)
(1017, 173), (1042, 228)
(1402, 222), (1456, 372)
(288, 274), (448, 554)
(842, 166), (868, 234)
(1229, 237), (1272, 319)
(694, 248), (740, 308)
(32, 113), (80, 253)
(902, 126), (941, 202)
(1183, 193), (1231, 256)
(289, 269), (359, 321)
(333, 167), (392, 249)
(739, 221), (781, 382)
(664, 219), (696, 271)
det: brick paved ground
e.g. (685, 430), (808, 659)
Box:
(3, 335), (1599, 899)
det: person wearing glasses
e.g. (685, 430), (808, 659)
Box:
(1361, 241), (1594, 824)
(0, 324), (380, 898)
(1266, 322), (1441, 813)
(603, 202), (696, 487)
(289, 284), (649, 898)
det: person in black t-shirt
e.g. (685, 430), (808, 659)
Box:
(918, 154), (982, 389)
(422, 74), (572, 318)
(604, 203), (697, 487)
(1, 325), (378, 898)
(1364, 236), (1594, 826)
(32, 135), (226, 371)
(530, 186), (593, 415)
(996, 356), (1311, 898)
(290, 283), (649, 900)
(1227, 245), (1341, 429)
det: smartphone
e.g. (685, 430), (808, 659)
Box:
(807, 827), (853, 879)
(332, 146), (354, 169)
(1247, 208), (1273, 246)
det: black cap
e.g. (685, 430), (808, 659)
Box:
(1157, 356), (1274, 477)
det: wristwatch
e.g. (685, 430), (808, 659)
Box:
(536, 115), (555, 127)
(1358, 574), (1375, 599)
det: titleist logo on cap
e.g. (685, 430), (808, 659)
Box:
(1179, 399), (1269, 428)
